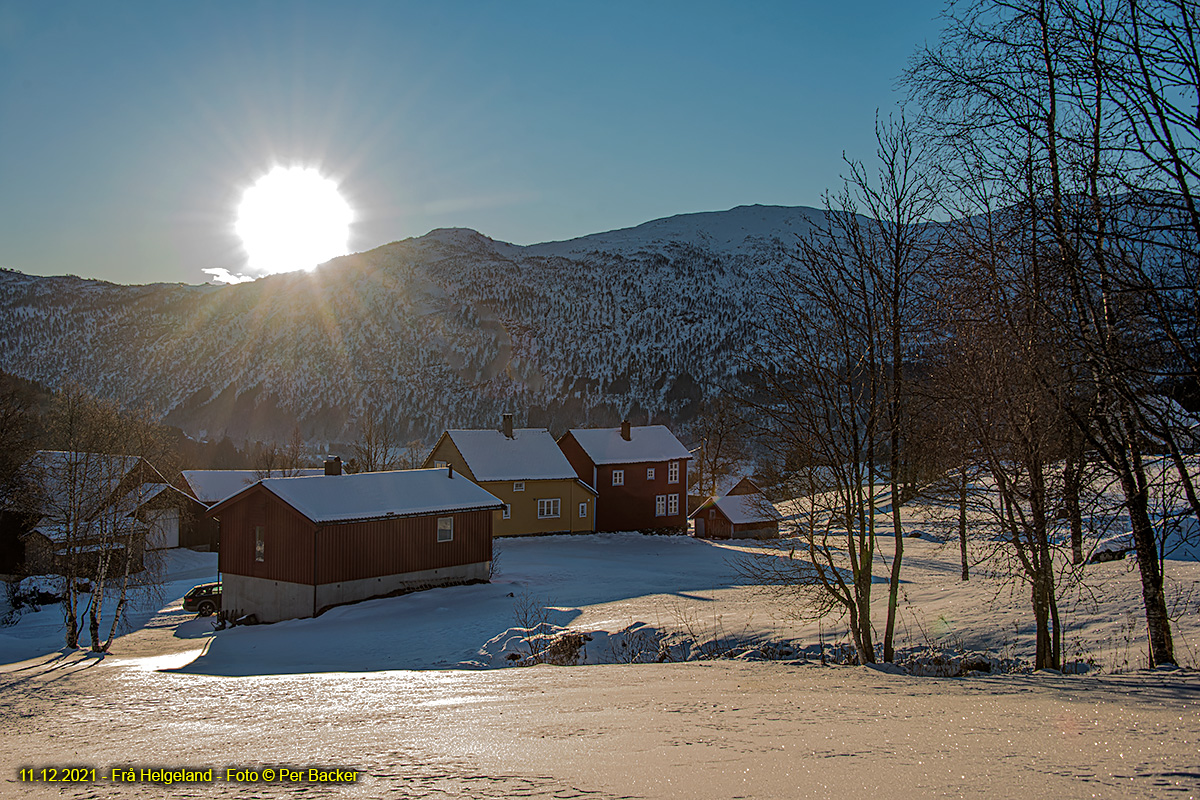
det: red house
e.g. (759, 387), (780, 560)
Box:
(208, 467), (503, 622)
(557, 421), (691, 533)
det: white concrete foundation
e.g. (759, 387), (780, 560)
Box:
(223, 561), (491, 623)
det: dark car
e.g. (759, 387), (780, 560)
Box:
(182, 582), (222, 616)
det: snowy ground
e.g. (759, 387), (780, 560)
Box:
(1, 522), (1198, 798)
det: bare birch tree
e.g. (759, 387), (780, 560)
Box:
(907, 0), (1189, 667)
(743, 117), (937, 663)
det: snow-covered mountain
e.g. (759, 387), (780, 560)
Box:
(0, 205), (824, 445)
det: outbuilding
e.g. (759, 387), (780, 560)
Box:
(208, 467), (503, 622)
(690, 477), (782, 539)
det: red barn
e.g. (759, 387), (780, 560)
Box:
(557, 421), (691, 533)
(690, 477), (782, 540)
(209, 467), (502, 622)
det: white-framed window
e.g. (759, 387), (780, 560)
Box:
(612, 469), (624, 486)
(538, 498), (561, 519)
(668, 461), (679, 483)
(578, 501), (588, 518)
(513, 481), (525, 492)
(437, 516), (454, 542)
(646, 467), (655, 481)
(667, 493), (679, 516)
(655, 495), (667, 516)
(434, 460), (448, 468)
(501, 504), (511, 519)
(254, 526), (265, 562)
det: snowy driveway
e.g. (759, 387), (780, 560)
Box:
(3, 652), (1199, 799)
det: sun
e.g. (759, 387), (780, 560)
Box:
(235, 166), (353, 277)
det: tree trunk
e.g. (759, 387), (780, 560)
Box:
(883, 477), (903, 662)
(1032, 576), (1052, 670)
(958, 467), (969, 581)
(1121, 471), (1176, 666)
(1063, 454), (1084, 565)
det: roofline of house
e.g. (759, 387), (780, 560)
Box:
(206, 480), (504, 525)
(307, 501), (506, 526)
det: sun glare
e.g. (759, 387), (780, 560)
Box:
(234, 166), (353, 278)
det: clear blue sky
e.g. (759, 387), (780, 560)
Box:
(0, 1), (947, 285)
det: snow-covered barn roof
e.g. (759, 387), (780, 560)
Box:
(690, 494), (782, 525)
(442, 428), (579, 482)
(565, 425), (692, 465)
(210, 468), (504, 524)
(182, 469), (325, 505)
(27, 450), (152, 505)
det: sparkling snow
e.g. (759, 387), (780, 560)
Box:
(1, 515), (1198, 798)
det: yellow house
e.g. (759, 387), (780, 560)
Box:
(423, 421), (598, 537)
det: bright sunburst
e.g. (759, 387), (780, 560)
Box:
(234, 166), (353, 278)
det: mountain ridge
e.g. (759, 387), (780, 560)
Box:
(0, 204), (829, 446)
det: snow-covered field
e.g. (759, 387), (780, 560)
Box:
(1, 523), (1198, 798)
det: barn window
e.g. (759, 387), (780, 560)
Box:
(668, 461), (680, 483)
(254, 526), (265, 561)
(612, 470), (624, 486)
(579, 501), (588, 518)
(646, 468), (655, 481)
(538, 498), (561, 519)
(668, 494), (679, 516)
(437, 517), (453, 542)
(513, 481), (525, 492)
(501, 504), (511, 519)
(655, 495), (667, 516)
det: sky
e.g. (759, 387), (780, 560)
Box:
(0, 1), (948, 286)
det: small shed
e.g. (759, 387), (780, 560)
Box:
(209, 467), (503, 623)
(690, 478), (782, 539)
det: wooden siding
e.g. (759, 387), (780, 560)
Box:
(217, 486), (316, 585)
(733, 520), (779, 537)
(602, 458), (687, 533)
(216, 487), (493, 586)
(696, 507), (733, 539)
(694, 505), (778, 540)
(314, 510), (492, 584)
(557, 433), (595, 489)
(558, 432), (688, 533)
(556, 431), (691, 532)
(480, 479), (595, 536)
(422, 437), (477, 481)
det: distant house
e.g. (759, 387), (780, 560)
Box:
(134, 482), (210, 550)
(557, 421), (691, 533)
(690, 477), (782, 540)
(180, 468), (325, 551)
(423, 416), (598, 536)
(208, 467), (503, 623)
(4, 451), (181, 575)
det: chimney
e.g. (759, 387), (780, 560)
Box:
(448, 463), (454, 479)
(620, 419), (631, 441)
(502, 413), (514, 439)
(324, 456), (342, 476)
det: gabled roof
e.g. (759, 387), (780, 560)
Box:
(181, 469), (325, 505)
(27, 450), (153, 505)
(564, 425), (692, 465)
(440, 428), (579, 482)
(690, 493), (782, 525)
(208, 468), (503, 525)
